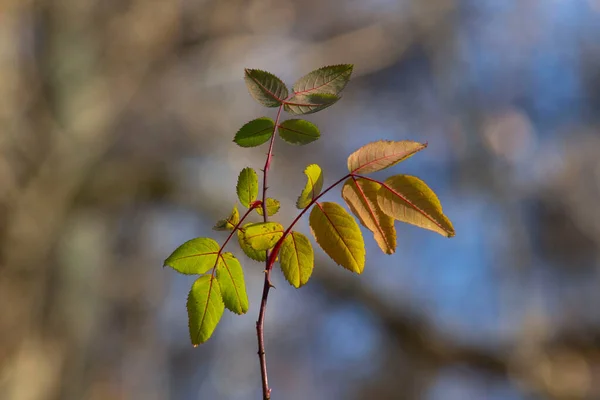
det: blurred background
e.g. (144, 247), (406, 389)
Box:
(2, 0), (600, 399)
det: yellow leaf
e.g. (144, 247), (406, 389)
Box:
(255, 198), (281, 216)
(296, 164), (323, 209)
(213, 205), (240, 231)
(347, 140), (427, 174)
(216, 253), (249, 314)
(279, 231), (314, 288)
(187, 275), (224, 346)
(309, 202), (365, 274)
(377, 175), (455, 237)
(243, 222), (284, 251)
(237, 224), (267, 261)
(342, 178), (396, 254)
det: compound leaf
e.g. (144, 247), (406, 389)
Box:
(297, 164), (323, 209)
(256, 198), (281, 216)
(278, 119), (320, 145)
(342, 178), (396, 254)
(234, 117), (274, 148)
(279, 231), (314, 288)
(244, 69), (288, 107)
(292, 64), (353, 96)
(164, 237), (220, 275)
(187, 275), (224, 346)
(377, 175), (455, 237)
(236, 167), (258, 208)
(347, 140), (427, 174)
(309, 202), (365, 274)
(243, 222), (284, 251)
(216, 253), (249, 314)
(284, 93), (339, 115)
(213, 205), (240, 231)
(237, 223), (267, 261)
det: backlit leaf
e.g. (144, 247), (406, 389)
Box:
(296, 164), (323, 209)
(256, 198), (280, 216)
(236, 167), (258, 208)
(279, 231), (314, 288)
(309, 202), (365, 274)
(164, 237), (220, 275)
(234, 117), (274, 148)
(216, 253), (249, 314)
(292, 64), (353, 96)
(244, 69), (288, 107)
(243, 222), (284, 251)
(237, 223), (267, 261)
(278, 119), (320, 145)
(213, 205), (240, 231)
(347, 140), (427, 174)
(342, 178), (396, 254)
(187, 275), (224, 346)
(284, 93), (339, 115)
(377, 175), (455, 237)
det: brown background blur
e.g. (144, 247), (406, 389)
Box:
(2, 1), (600, 399)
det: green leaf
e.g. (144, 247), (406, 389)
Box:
(347, 140), (427, 174)
(213, 205), (240, 231)
(283, 93), (340, 115)
(377, 175), (455, 237)
(279, 231), (314, 288)
(236, 167), (258, 208)
(234, 117), (275, 148)
(237, 223), (267, 261)
(187, 275), (224, 346)
(278, 119), (320, 145)
(243, 222), (284, 251)
(256, 198), (280, 216)
(296, 164), (324, 209)
(309, 202), (365, 274)
(216, 253), (249, 314)
(342, 178), (396, 254)
(164, 238), (220, 275)
(292, 64), (353, 96)
(244, 69), (288, 107)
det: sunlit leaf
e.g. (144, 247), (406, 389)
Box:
(234, 117), (274, 148)
(244, 69), (288, 107)
(278, 119), (320, 145)
(283, 93), (339, 115)
(216, 253), (249, 314)
(243, 222), (284, 251)
(279, 231), (314, 288)
(187, 275), (224, 346)
(342, 178), (396, 254)
(296, 164), (324, 209)
(377, 175), (455, 237)
(256, 198), (281, 216)
(292, 64), (353, 96)
(347, 140), (427, 174)
(213, 205), (240, 231)
(237, 223), (267, 261)
(236, 167), (258, 208)
(309, 202), (365, 273)
(164, 237), (220, 275)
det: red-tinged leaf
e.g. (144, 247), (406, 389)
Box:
(244, 69), (289, 107)
(283, 93), (340, 115)
(347, 140), (427, 174)
(292, 64), (353, 96)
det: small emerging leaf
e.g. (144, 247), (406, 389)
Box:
(347, 140), (427, 174)
(213, 205), (240, 231)
(309, 202), (365, 274)
(292, 64), (353, 96)
(236, 167), (258, 208)
(243, 222), (284, 251)
(284, 93), (340, 115)
(279, 231), (314, 288)
(187, 275), (224, 346)
(256, 198), (281, 216)
(164, 237), (220, 275)
(216, 253), (249, 314)
(342, 178), (396, 254)
(278, 119), (320, 145)
(237, 223), (267, 261)
(244, 69), (288, 107)
(297, 164), (324, 209)
(234, 117), (275, 148)
(377, 175), (455, 237)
